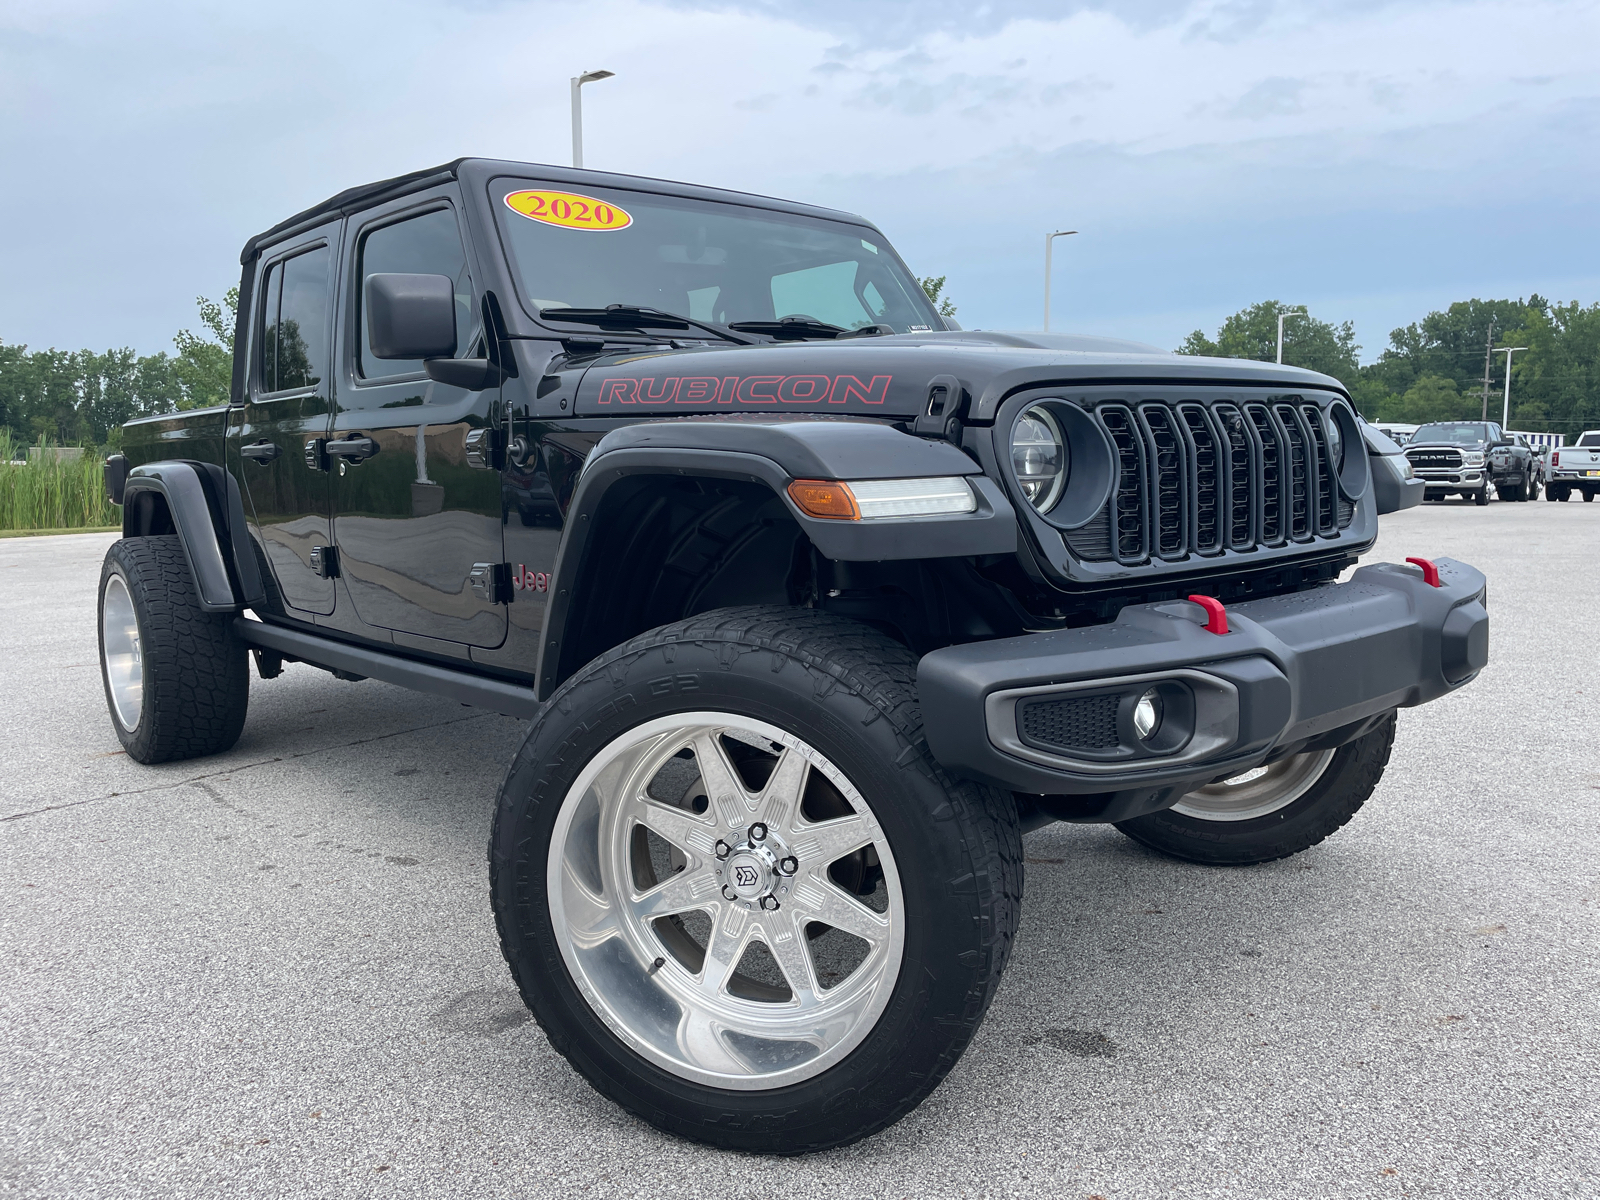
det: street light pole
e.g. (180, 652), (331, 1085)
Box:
(1276, 308), (1307, 365)
(1495, 346), (1529, 428)
(570, 69), (615, 168)
(1043, 230), (1077, 332)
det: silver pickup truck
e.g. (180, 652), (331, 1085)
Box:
(1546, 431), (1600, 502)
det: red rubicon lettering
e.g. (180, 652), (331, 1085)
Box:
(598, 378), (638, 405)
(830, 374), (891, 406)
(718, 377), (740, 405)
(778, 375), (831, 404)
(735, 376), (784, 404)
(639, 376), (680, 404)
(679, 377), (719, 404)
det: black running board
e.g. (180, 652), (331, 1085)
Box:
(234, 618), (542, 719)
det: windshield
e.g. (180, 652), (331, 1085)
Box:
(491, 179), (942, 335)
(1413, 423), (1494, 445)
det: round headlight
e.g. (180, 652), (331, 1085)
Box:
(1324, 411), (1344, 470)
(1012, 405), (1067, 512)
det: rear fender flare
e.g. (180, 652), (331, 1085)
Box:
(122, 461), (264, 611)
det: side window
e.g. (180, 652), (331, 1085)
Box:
(357, 208), (471, 381)
(258, 245), (331, 393)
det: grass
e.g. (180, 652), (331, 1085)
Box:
(0, 430), (119, 533)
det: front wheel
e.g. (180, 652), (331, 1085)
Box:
(1475, 485), (1490, 506)
(1114, 714), (1396, 866)
(489, 607), (1022, 1153)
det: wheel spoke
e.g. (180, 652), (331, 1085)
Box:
(631, 798), (717, 858)
(796, 877), (890, 945)
(757, 747), (808, 834)
(759, 908), (819, 1004)
(691, 732), (751, 824)
(698, 905), (749, 996)
(632, 866), (720, 920)
(791, 814), (873, 865)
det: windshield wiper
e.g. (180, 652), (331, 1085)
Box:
(727, 317), (848, 341)
(539, 304), (754, 345)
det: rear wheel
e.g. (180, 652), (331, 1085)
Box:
(490, 607), (1022, 1153)
(1114, 714), (1396, 866)
(98, 535), (249, 764)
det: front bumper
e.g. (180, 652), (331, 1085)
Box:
(918, 559), (1487, 813)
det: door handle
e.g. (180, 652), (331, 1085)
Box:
(241, 440), (281, 463)
(326, 435), (380, 462)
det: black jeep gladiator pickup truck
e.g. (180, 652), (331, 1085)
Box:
(98, 158), (1484, 1154)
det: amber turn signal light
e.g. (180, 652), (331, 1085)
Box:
(787, 479), (860, 520)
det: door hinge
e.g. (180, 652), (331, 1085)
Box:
(465, 427), (504, 470)
(469, 561), (513, 605)
(310, 544), (340, 579)
(304, 438), (329, 471)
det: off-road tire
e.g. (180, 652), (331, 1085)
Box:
(98, 535), (249, 764)
(1114, 714), (1396, 866)
(489, 606), (1023, 1154)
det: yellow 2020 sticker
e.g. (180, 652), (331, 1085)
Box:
(504, 190), (632, 232)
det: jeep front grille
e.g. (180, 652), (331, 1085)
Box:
(1064, 397), (1354, 565)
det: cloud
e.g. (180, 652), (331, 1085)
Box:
(0, 0), (1596, 360)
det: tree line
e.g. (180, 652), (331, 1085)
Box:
(0, 291), (237, 450)
(4, 286), (1597, 449)
(1180, 296), (1600, 434)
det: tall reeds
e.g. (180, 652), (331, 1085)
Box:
(0, 431), (119, 532)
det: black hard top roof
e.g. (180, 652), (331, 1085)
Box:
(240, 158), (873, 263)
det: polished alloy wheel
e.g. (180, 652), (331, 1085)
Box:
(547, 712), (905, 1089)
(101, 573), (144, 731)
(1171, 749), (1337, 822)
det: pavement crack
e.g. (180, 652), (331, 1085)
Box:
(1, 711), (502, 823)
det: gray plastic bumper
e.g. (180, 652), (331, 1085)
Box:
(918, 558), (1487, 798)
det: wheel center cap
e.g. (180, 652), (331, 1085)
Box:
(724, 852), (769, 900)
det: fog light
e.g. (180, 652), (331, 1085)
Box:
(1133, 690), (1162, 740)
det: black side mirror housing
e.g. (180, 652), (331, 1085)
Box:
(365, 273), (457, 360)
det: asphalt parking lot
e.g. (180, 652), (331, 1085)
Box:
(3, 499), (1597, 1200)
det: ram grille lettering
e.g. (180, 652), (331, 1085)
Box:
(594, 373), (893, 407)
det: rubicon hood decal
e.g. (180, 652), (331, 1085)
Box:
(595, 372), (891, 408)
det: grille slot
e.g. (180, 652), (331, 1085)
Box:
(1018, 693), (1121, 752)
(1072, 397), (1349, 564)
(1101, 406), (1147, 562)
(1178, 405), (1223, 553)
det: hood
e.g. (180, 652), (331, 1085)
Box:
(572, 330), (1349, 420)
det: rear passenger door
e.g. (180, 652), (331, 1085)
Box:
(231, 226), (338, 616)
(327, 193), (507, 650)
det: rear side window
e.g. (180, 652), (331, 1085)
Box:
(357, 208), (472, 381)
(258, 245), (331, 393)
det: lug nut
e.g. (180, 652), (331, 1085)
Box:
(715, 840), (731, 860)
(779, 856), (798, 876)
(760, 895), (780, 911)
(749, 822), (767, 841)
(722, 885), (738, 901)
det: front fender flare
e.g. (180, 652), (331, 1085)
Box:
(533, 419), (1018, 698)
(122, 461), (264, 611)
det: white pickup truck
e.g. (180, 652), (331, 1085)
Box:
(1546, 431), (1600, 502)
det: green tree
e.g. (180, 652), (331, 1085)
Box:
(919, 275), (957, 319)
(1177, 300), (1361, 386)
(171, 287), (238, 409)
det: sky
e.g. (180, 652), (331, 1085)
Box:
(2, 0), (1597, 363)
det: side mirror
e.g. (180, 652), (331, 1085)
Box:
(365, 273), (457, 360)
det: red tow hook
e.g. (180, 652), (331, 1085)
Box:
(1405, 557), (1442, 587)
(1186, 594), (1230, 635)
